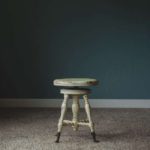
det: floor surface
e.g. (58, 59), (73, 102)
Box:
(0, 108), (150, 150)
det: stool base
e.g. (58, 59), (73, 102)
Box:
(55, 88), (98, 143)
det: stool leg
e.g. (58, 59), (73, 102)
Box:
(55, 94), (68, 143)
(83, 95), (99, 142)
(72, 95), (80, 131)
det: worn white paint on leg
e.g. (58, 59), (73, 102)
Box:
(83, 95), (94, 132)
(72, 95), (80, 131)
(57, 94), (69, 132)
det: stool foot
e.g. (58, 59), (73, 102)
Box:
(55, 132), (61, 143)
(91, 132), (99, 143)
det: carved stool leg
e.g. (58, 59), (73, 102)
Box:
(72, 95), (80, 131)
(83, 95), (99, 142)
(55, 94), (68, 143)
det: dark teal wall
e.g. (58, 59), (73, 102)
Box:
(1, 0), (150, 98)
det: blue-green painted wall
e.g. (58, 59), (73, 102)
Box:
(1, 0), (150, 98)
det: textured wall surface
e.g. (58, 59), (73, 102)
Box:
(1, 0), (150, 98)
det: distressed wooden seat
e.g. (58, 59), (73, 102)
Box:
(53, 78), (99, 143)
(54, 78), (98, 87)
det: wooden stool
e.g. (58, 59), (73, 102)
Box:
(53, 78), (99, 143)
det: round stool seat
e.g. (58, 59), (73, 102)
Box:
(53, 78), (98, 87)
(60, 88), (91, 95)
